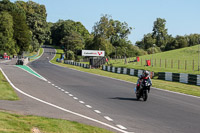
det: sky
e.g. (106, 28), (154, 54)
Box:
(11, 0), (200, 44)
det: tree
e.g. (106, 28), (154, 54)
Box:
(152, 18), (168, 50)
(12, 11), (31, 55)
(136, 33), (156, 50)
(0, 0), (31, 55)
(0, 11), (15, 55)
(15, 1), (48, 52)
(61, 31), (84, 60)
(92, 14), (132, 56)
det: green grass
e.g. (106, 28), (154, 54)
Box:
(109, 45), (200, 75)
(0, 71), (19, 100)
(0, 111), (113, 133)
(50, 46), (200, 97)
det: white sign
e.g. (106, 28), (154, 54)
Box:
(82, 50), (105, 57)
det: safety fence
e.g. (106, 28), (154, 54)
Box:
(102, 65), (154, 78)
(64, 60), (90, 68)
(158, 72), (200, 86)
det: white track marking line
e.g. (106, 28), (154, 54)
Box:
(65, 91), (69, 94)
(86, 105), (92, 108)
(69, 94), (73, 97)
(94, 110), (101, 114)
(52, 84), (55, 86)
(79, 101), (85, 104)
(61, 89), (65, 92)
(48, 81), (51, 84)
(49, 59), (200, 100)
(0, 68), (131, 133)
(73, 97), (78, 100)
(104, 116), (113, 121)
(117, 125), (127, 130)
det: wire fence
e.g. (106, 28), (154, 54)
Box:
(109, 56), (200, 73)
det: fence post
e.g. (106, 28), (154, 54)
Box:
(171, 59), (173, 68)
(185, 60), (187, 70)
(193, 59), (194, 71)
(178, 60), (180, 70)
(160, 59), (161, 67)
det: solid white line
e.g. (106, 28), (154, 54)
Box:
(94, 110), (101, 114)
(86, 105), (92, 108)
(104, 116), (113, 121)
(116, 125), (127, 130)
(0, 67), (130, 133)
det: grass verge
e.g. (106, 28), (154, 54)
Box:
(0, 71), (19, 100)
(0, 110), (112, 133)
(51, 47), (200, 97)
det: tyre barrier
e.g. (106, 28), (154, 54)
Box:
(158, 72), (200, 86)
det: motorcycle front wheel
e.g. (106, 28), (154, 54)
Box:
(143, 90), (148, 101)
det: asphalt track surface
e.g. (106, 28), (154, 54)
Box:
(1, 47), (200, 133)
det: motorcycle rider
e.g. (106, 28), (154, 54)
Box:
(136, 70), (152, 93)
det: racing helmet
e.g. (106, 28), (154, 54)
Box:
(143, 70), (150, 77)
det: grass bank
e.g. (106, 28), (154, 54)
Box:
(109, 45), (200, 75)
(51, 47), (200, 97)
(0, 70), (19, 100)
(0, 111), (112, 133)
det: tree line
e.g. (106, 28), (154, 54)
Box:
(1, 0), (200, 60)
(50, 14), (146, 60)
(0, 0), (49, 55)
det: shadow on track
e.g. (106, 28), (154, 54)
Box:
(110, 97), (138, 101)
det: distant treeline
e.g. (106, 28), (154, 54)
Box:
(0, 0), (200, 60)
(136, 18), (200, 54)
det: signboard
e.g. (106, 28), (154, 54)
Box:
(82, 50), (105, 57)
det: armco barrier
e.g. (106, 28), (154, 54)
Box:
(158, 72), (200, 86)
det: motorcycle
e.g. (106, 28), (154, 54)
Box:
(135, 78), (151, 101)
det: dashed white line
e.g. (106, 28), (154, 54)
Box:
(0, 68), (130, 133)
(55, 86), (58, 88)
(61, 89), (65, 91)
(104, 116), (113, 121)
(65, 91), (69, 94)
(69, 94), (73, 97)
(79, 101), (85, 104)
(73, 97), (78, 100)
(52, 84), (55, 86)
(86, 105), (92, 108)
(48, 81), (51, 83)
(94, 110), (101, 114)
(116, 125), (127, 130)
